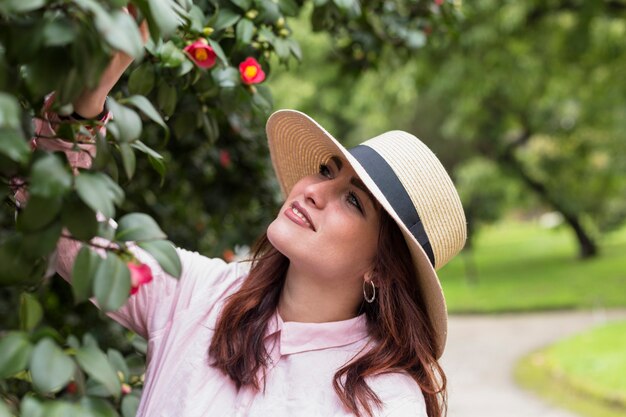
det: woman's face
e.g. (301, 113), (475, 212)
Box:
(267, 156), (381, 285)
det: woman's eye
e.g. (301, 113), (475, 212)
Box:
(319, 164), (332, 178)
(347, 192), (363, 213)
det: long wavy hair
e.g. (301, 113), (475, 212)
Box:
(209, 210), (447, 417)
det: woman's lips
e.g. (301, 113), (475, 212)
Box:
(284, 201), (316, 231)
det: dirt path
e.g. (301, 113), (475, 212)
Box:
(441, 309), (626, 417)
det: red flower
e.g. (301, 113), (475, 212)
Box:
(223, 249), (235, 263)
(219, 150), (231, 168)
(66, 381), (78, 394)
(184, 40), (217, 69)
(435, 0), (444, 5)
(239, 57), (266, 85)
(128, 262), (153, 295)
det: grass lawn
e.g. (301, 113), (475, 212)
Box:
(439, 220), (626, 313)
(515, 320), (626, 417)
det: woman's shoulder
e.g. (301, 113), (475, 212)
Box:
(163, 248), (253, 307)
(367, 371), (427, 417)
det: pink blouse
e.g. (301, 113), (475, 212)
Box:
(38, 98), (428, 417)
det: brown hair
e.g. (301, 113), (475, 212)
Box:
(209, 211), (447, 417)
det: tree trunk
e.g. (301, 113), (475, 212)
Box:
(499, 150), (599, 259)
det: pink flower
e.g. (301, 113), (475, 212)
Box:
(219, 150), (231, 168)
(128, 262), (153, 295)
(121, 383), (132, 395)
(184, 39), (217, 69)
(435, 0), (444, 5)
(239, 57), (266, 85)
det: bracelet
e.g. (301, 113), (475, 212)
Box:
(60, 99), (109, 121)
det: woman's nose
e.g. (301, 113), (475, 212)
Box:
(303, 179), (333, 209)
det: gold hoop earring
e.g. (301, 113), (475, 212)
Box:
(363, 280), (376, 303)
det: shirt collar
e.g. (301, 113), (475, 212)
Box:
(265, 311), (369, 355)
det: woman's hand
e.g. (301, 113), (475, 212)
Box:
(72, 5), (149, 118)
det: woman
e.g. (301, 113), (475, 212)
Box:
(30, 32), (466, 417)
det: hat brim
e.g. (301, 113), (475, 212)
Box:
(266, 109), (447, 359)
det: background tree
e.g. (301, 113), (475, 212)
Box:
(0, 0), (457, 414)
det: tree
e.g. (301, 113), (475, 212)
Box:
(0, 0), (456, 414)
(408, 0), (626, 258)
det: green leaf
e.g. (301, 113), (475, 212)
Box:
(272, 37), (291, 60)
(287, 38), (302, 61)
(405, 30), (426, 49)
(21, 220), (63, 257)
(128, 63), (155, 96)
(229, 0), (251, 10)
(119, 143), (136, 180)
(17, 195), (62, 232)
(0, 236), (41, 285)
(333, 0), (357, 13)
(62, 194), (99, 241)
(42, 19), (76, 47)
(20, 397), (44, 417)
(236, 18), (255, 45)
(157, 82), (177, 117)
(131, 140), (164, 161)
(188, 5), (205, 32)
(148, 154), (166, 185)
(41, 401), (81, 417)
(29, 153), (72, 198)
(100, 10), (144, 60)
(257, 0), (280, 22)
(124, 95), (168, 133)
(177, 58), (194, 77)
(0, 401), (11, 417)
(159, 41), (186, 68)
(212, 9), (241, 31)
(147, 0), (184, 38)
(207, 39), (229, 66)
(72, 246), (102, 303)
(201, 112), (219, 144)
(116, 213), (166, 241)
(212, 67), (240, 88)
(92, 134), (112, 171)
(278, 0), (299, 16)
(0, 92), (22, 129)
(251, 85), (273, 113)
(107, 349), (130, 380)
(0, 332), (32, 379)
(137, 240), (181, 278)
(30, 338), (75, 394)
(107, 98), (142, 142)
(0, 128), (29, 164)
(80, 397), (119, 417)
(20, 292), (43, 332)
(75, 344), (122, 398)
(93, 253), (131, 312)
(75, 172), (124, 219)
(121, 395), (140, 417)
(0, 0), (45, 13)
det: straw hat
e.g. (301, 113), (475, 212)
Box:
(265, 110), (467, 358)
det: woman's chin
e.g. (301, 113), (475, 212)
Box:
(266, 220), (290, 256)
